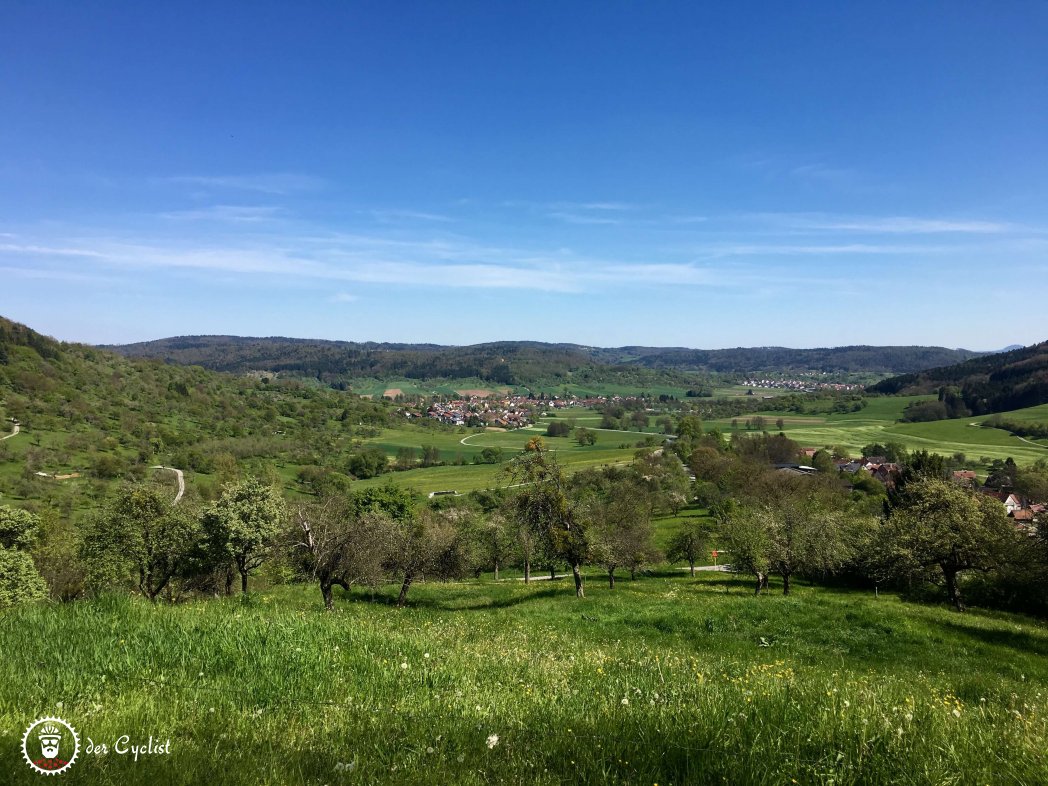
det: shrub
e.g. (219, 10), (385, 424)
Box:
(0, 546), (48, 608)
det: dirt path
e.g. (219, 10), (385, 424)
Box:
(151, 465), (186, 505)
(1014, 435), (1048, 450)
(1, 422), (19, 441)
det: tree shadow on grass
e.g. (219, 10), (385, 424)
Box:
(937, 618), (1048, 659)
(334, 584), (566, 612)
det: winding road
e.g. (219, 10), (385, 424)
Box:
(1, 422), (19, 441)
(150, 465), (186, 505)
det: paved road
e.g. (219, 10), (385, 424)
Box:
(1, 422), (20, 441)
(151, 465), (186, 505)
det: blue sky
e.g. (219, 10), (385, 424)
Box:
(1, 2), (1046, 349)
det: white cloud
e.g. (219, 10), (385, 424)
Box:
(164, 173), (325, 195)
(366, 209), (453, 223)
(760, 212), (1013, 235)
(329, 292), (359, 303)
(159, 205), (284, 222)
(546, 212), (622, 225)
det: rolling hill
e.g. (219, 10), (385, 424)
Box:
(869, 340), (1048, 415)
(106, 336), (986, 385)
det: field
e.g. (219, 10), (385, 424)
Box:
(711, 396), (1048, 465)
(346, 378), (517, 399)
(2, 574), (1046, 785)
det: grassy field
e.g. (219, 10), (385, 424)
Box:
(711, 396), (1048, 465)
(2, 575), (1046, 785)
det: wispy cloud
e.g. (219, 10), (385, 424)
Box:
(546, 212), (623, 226)
(0, 243), (106, 258)
(164, 173), (325, 195)
(548, 201), (639, 211)
(366, 209), (453, 223)
(159, 205), (284, 223)
(690, 242), (947, 258)
(0, 265), (116, 284)
(756, 212), (1014, 235)
(329, 292), (359, 303)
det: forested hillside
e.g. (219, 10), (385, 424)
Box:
(0, 316), (394, 505)
(870, 340), (1048, 414)
(108, 335), (984, 383)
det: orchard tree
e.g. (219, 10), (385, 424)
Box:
(385, 507), (475, 606)
(723, 475), (867, 595)
(291, 496), (388, 610)
(0, 505), (46, 607)
(880, 477), (1016, 611)
(505, 442), (588, 596)
(0, 547), (47, 608)
(588, 480), (659, 588)
(204, 478), (286, 594)
(667, 517), (713, 577)
(81, 485), (202, 600)
(0, 505), (40, 550)
(476, 512), (514, 581)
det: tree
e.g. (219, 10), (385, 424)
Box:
(385, 507), (475, 606)
(0, 546), (47, 608)
(203, 478), (286, 594)
(475, 512), (514, 581)
(588, 481), (659, 587)
(395, 446), (417, 470)
(479, 446), (504, 464)
(676, 415), (703, 439)
(0, 506), (40, 550)
(81, 485), (202, 601)
(420, 445), (441, 467)
(667, 517), (712, 576)
(574, 427), (597, 446)
(505, 443), (588, 596)
(291, 496), (388, 610)
(811, 449), (836, 474)
(880, 477), (1016, 611)
(546, 421), (571, 438)
(723, 475), (862, 595)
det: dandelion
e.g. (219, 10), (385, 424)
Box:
(208, 707), (215, 713)
(905, 713), (913, 722)
(424, 653), (430, 659)
(952, 709), (961, 718)
(486, 734), (499, 749)
(843, 700), (850, 708)
(426, 747), (434, 754)
(621, 697), (629, 706)
(400, 662), (408, 670)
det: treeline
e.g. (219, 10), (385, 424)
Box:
(8, 422), (1047, 617)
(0, 443), (695, 608)
(982, 415), (1048, 442)
(107, 335), (983, 386)
(106, 336), (706, 389)
(872, 340), (1048, 415)
(592, 344), (984, 374)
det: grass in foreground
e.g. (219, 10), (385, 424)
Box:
(2, 574), (1047, 785)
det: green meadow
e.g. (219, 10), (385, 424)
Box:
(712, 396), (1048, 465)
(3, 574), (1046, 785)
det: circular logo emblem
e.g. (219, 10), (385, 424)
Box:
(21, 716), (80, 775)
